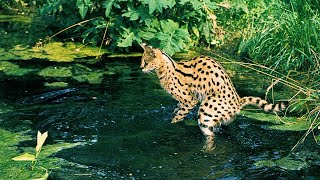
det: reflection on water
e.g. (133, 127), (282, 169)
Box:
(0, 58), (319, 179)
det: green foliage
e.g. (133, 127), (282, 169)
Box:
(235, 0), (320, 72)
(38, 0), (230, 55)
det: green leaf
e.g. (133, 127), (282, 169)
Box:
(160, 19), (179, 33)
(144, 0), (176, 14)
(117, 27), (140, 47)
(103, 0), (116, 17)
(12, 153), (36, 161)
(76, 0), (91, 19)
(84, 0), (90, 5)
(138, 27), (157, 40)
(202, 0), (217, 10)
(122, 8), (139, 21)
(192, 26), (200, 38)
(155, 19), (191, 55)
(179, 0), (202, 10)
(78, 4), (88, 19)
(145, 18), (160, 27)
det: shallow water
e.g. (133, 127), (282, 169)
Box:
(0, 57), (319, 179)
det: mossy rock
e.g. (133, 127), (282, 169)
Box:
(0, 61), (34, 76)
(0, 42), (109, 62)
(255, 157), (308, 170)
(74, 71), (105, 84)
(38, 67), (73, 78)
(241, 110), (309, 131)
(44, 82), (69, 88)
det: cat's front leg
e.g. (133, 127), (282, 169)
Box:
(171, 100), (197, 123)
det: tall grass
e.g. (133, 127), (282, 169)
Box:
(238, 0), (320, 72)
(234, 0), (319, 148)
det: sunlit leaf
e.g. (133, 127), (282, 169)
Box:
(76, 0), (91, 19)
(122, 8), (139, 21)
(84, 0), (90, 5)
(117, 32), (134, 47)
(138, 27), (157, 40)
(103, 0), (116, 17)
(192, 26), (200, 38)
(36, 131), (48, 152)
(144, 0), (176, 14)
(78, 4), (88, 19)
(12, 153), (36, 161)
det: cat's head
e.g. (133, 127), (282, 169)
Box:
(140, 43), (164, 73)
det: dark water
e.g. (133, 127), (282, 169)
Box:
(0, 58), (319, 179)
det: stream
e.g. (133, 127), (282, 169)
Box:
(0, 57), (319, 179)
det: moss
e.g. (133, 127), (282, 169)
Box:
(241, 110), (309, 131)
(0, 61), (34, 76)
(0, 42), (109, 62)
(255, 157), (308, 171)
(0, 15), (32, 23)
(107, 64), (132, 75)
(268, 123), (309, 131)
(254, 159), (276, 168)
(74, 71), (105, 84)
(72, 64), (114, 84)
(38, 67), (73, 78)
(44, 82), (69, 88)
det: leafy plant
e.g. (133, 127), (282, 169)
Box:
(12, 131), (49, 180)
(236, 0), (320, 72)
(38, 0), (231, 55)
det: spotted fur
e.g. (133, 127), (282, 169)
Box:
(140, 43), (287, 152)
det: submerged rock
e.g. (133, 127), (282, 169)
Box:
(20, 88), (78, 105)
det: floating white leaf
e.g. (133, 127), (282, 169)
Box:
(36, 131), (48, 152)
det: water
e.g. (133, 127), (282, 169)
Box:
(0, 57), (319, 179)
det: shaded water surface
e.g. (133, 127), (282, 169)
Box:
(0, 58), (319, 179)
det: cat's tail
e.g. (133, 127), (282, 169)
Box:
(239, 96), (288, 113)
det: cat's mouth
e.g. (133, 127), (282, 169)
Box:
(141, 68), (155, 73)
(142, 69), (150, 73)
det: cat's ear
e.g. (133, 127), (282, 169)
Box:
(140, 43), (147, 49)
(140, 43), (153, 51)
(141, 43), (155, 57)
(154, 49), (163, 59)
